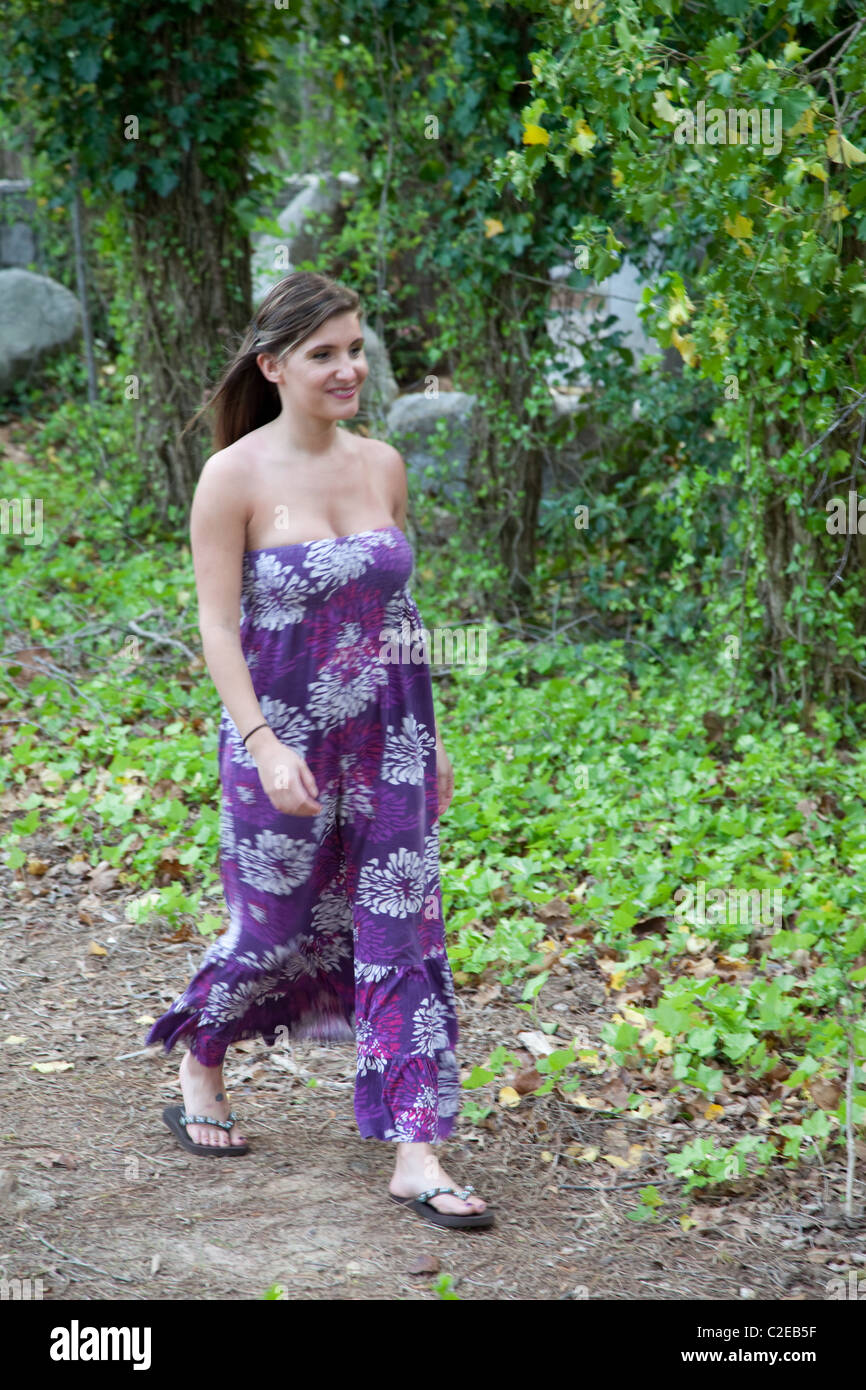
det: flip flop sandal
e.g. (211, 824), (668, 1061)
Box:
(389, 1183), (495, 1229)
(162, 1104), (250, 1157)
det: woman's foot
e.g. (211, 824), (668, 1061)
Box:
(389, 1141), (487, 1216)
(178, 1050), (247, 1148)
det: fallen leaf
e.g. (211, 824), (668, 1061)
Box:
(31, 1061), (74, 1073)
(537, 898), (572, 921)
(513, 1066), (544, 1096)
(569, 1092), (606, 1110)
(407, 1254), (440, 1276)
(809, 1078), (842, 1110)
(603, 1154), (630, 1169)
(704, 1103), (725, 1120)
(498, 1086), (521, 1108)
(600, 1078), (629, 1108)
(87, 942), (108, 957)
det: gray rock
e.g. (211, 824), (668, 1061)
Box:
(0, 268), (81, 394)
(385, 391), (478, 501)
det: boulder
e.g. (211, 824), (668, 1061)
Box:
(0, 268), (81, 394)
(385, 391), (478, 502)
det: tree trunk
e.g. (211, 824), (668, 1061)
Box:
(125, 183), (251, 516)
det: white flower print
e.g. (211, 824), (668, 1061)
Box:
(354, 960), (393, 982)
(391, 1087), (438, 1141)
(410, 995), (451, 1055)
(291, 929), (352, 976)
(303, 533), (392, 589)
(225, 698), (315, 770)
(423, 823), (440, 888)
(381, 713), (435, 786)
(436, 1049), (461, 1117)
(306, 661), (388, 732)
(218, 799), (237, 859)
(237, 829), (317, 895)
(355, 1018), (389, 1075)
(357, 847), (426, 917)
(337, 753), (376, 824)
(310, 889), (354, 938)
(245, 552), (317, 630)
(390, 1111), (421, 1142)
(235, 940), (306, 980)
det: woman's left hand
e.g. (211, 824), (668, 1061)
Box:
(435, 738), (454, 817)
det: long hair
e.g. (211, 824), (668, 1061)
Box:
(180, 271), (362, 453)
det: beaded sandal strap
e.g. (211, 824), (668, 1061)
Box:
(179, 1111), (237, 1132)
(416, 1183), (475, 1203)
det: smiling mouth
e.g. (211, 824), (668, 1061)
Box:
(328, 386), (357, 396)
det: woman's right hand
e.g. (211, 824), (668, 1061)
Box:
(248, 732), (322, 816)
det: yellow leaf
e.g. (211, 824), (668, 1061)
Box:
(704, 1103), (725, 1120)
(826, 130), (866, 165)
(498, 1086), (521, 1107)
(603, 1153), (630, 1169)
(723, 213), (753, 240)
(622, 1006), (648, 1027)
(574, 1145), (600, 1162)
(568, 118), (597, 155)
(789, 106), (816, 137)
(88, 942), (108, 956)
(570, 1092), (606, 1110)
(611, 166), (624, 188)
(671, 328), (699, 367)
(4, 1036), (27, 1045)
(627, 1144), (644, 1162)
(540, 1150), (554, 1162)
(32, 1061), (74, 1073)
(666, 290), (694, 326)
(680, 1214), (697, 1231)
(484, 218), (505, 238)
(805, 161), (827, 182)
(522, 123), (549, 146)
(609, 969), (627, 991)
(652, 90), (680, 123)
(641, 1027), (673, 1055)
(136, 1015), (156, 1026)
(830, 202), (849, 221)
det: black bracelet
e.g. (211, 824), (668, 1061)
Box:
(242, 721), (269, 747)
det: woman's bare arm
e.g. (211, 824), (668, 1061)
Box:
(190, 451), (270, 746)
(189, 451), (321, 813)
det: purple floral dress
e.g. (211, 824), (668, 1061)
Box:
(145, 525), (461, 1142)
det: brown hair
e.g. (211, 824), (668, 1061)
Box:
(180, 271), (362, 453)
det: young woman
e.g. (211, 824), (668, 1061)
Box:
(145, 271), (492, 1230)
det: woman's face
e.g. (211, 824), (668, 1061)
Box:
(263, 311), (369, 417)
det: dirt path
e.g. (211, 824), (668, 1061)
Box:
(2, 847), (864, 1302)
